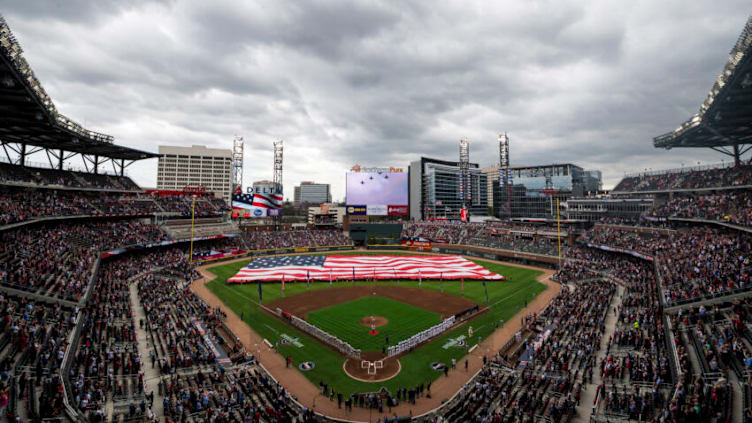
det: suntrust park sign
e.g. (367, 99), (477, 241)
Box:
(350, 164), (404, 173)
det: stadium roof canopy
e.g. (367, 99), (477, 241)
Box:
(0, 15), (156, 175)
(653, 16), (752, 165)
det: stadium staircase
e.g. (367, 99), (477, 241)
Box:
(575, 284), (624, 423)
(127, 276), (165, 421)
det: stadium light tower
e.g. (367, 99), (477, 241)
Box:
(232, 136), (244, 193)
(458, 139), (470, 213)
(498, 133), (512, 220)
(273, 140), (284, 228)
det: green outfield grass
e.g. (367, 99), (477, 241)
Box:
(204, 252), (546, 395)
(307, 296), (441, 351)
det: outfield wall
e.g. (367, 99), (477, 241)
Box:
(196, 244), (355, 264)
(367, 243), (559, 269)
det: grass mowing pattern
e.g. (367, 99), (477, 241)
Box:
(204, 253), (546, 395)
(307, 296), (441, 351)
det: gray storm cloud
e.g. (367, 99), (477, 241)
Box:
(2, 0), (748, 201)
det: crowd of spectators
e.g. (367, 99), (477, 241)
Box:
(159, 365), (301, 422)
(241, 230), (352, 250)
(613, 164), (752, 192)
(648, 191), (752, 228)
(568, 225), (752, 305)
(440, 278), (614, 422)
(0, 162), (140, 190)
(66, 248), (202, 421)
(580, 225), (673, 256)
(0, 220), (171, 301)
(68, 253), (144, 421)
(138, 272), (235, 374)
(0, 295), (72, 421)
(0, 223), (96, 301)
(658, 228), (752, 305)
(3, 156), (751, 422)
(0, 188), (230, 226)
(402, 222), (567, 256)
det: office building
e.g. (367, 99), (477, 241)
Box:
(493, 163), (603, 219)
(481, 164), (500, 213)
(156, 145), (233, 199)
(294, 182), (331, 205)
(409, 157), (488, 220)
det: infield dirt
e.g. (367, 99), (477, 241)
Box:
(266, 284), (477, 319)
(192, 251), (559, 422)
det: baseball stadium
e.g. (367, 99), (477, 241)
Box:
(0, 6), (752, 423)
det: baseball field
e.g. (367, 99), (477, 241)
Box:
(204, 252), (545, 395)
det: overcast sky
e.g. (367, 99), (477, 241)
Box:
(3, 0), (749, 201)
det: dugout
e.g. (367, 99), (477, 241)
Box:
(348, 223), (403, 247)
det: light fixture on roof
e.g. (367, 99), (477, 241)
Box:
(742, 73), (752, 89)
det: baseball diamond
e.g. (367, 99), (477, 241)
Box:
(204, 252), (547, 396)
(3, 8), (745, 421)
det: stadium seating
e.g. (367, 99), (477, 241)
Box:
(163, 218), (240, 239)
(137, 273), (228, 374)
(0, 162), (140, 190)
(0, 221), (170, 301)
(0, 188), (232, 227)
(3, 161), (752, 423)
(402, 222), (567, 256)
(241, 229), (352, 250)
(648, 190), (752, 228)
(613, 164), (752, 192)
(0, 295), (72, 421)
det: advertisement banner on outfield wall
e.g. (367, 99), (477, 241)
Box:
(367, 204), (388, 216)
(346, 205), (367, 215)
(387, 205), (408, 216)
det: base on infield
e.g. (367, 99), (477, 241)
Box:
(343, 351), (401, 382)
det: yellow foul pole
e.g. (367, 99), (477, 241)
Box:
(189, 196), (196, 263)
(556, 198), (561, 266)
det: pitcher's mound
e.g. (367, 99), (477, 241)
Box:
(359, 316), (388, 328)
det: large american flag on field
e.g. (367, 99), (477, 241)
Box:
(227, 255), (504, 283)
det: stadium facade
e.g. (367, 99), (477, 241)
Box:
(409, 157), (488, 220)
(156, 145), (233, 199)
(564, 197), (654, 221)
(492, 163), (602, 219)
